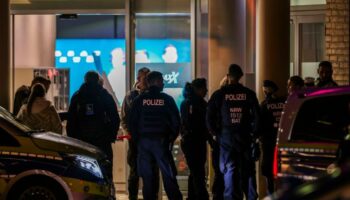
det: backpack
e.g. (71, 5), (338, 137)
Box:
(75, 90), (112, 143)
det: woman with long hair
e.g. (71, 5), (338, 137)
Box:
(17, 83), (62, 134)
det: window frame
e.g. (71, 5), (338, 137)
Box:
(290, 5), (326, 76)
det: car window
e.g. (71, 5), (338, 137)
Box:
(291, 94), (350, 143)
(0, 127), (20, 147)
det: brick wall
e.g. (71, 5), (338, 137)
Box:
(326, 0), (350, 85)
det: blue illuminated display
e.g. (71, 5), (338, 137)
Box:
(55, 39), (191, 107)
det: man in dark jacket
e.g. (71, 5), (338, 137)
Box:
(67, 71), (120, 163)
(128, 71), (182, 200)
(260, 80), (285, 194)
(180, 78), (209, 200)
(207, 64), (260, 200)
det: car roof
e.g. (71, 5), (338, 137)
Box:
(289, 86), (350, 101)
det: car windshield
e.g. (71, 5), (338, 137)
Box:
(0, 107), (32, 133)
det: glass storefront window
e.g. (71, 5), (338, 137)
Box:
(134, 15), (191, 108)
(299, 22), (325, 78)
(291, 0), (326, 6)
(55, 15), (126, 107)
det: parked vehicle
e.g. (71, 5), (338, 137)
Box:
(275, 86), (350, 188)
(266, 162), (350, 200)
(0, 106), (115, 200)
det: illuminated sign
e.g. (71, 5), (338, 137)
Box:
(55, 39), (191, 107)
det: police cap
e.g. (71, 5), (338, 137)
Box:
(263, 80), (278, 92)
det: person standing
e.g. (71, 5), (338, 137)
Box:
(287, 76), (304, 96)
(207, 64), (260, 200)
(121, 67), (159, 200)
(66, 71), (120, 164)
(16, 83), (62, 134)
(129, 71), (182, 200)
(260, 80), (285, 194)
(180, 79), (209, 200)
(13, 76), (51, 116)
(315, 61), (338, 87)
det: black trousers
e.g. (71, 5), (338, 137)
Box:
(261, 141), (275, 194)
(128, 139), (159, 200)
(211, 142), (224, 200)
(220, 147), (258, 200)
(181, 139), (209, 200)
(138, 137), (182, 200)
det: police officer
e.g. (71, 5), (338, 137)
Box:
(207, 64), (260, 200)
(180, 79), (209, 200)
(121, 67), (159, 200)
(128, 71), (182, 200)
(260, 80), (285, 194)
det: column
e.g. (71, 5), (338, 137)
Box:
(256, 0), (290, 197)
(256, 0), (290, 99)
(208, 0), (247, 94)
(0, 0), (11, 110)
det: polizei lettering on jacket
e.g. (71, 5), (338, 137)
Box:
(143, 99), (165, 106)
(225, 94), (247, 101)
(267, 102), (284, 110)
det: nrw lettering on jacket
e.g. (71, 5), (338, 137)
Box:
(143, 99), (165, 106)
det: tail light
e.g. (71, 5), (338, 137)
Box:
(273, 145), (278, 179)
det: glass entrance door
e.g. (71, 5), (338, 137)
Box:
(133, 2), (193, 193)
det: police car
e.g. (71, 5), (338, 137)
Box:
(275, 86), (350, 187)
(0, 106), (114, 200)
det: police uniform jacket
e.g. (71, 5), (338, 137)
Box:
(260, 95), (285, 145)
(206, 83), (260, 151)
(128, 86), (180, 142)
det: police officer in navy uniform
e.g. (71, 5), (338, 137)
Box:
(128, 71), (182, 200)
(207, 64), (260, 200)
(260, 80), (285, 194)
(121, 67), (159, 200)
(180, 79), (209, 200)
